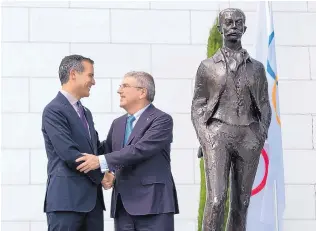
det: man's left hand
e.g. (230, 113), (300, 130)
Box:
(102, 172), (115, 190)
(76, 153), (100, 173)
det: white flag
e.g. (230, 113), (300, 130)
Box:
(246, 2), (285, 231)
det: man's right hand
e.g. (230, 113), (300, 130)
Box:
(101, 172), (115, 190)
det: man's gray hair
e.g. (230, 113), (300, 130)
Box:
(125, 71), (155, 102)
(59, 54), (94, 85)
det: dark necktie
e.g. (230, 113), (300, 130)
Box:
(77, 101), (90, 138)
(227, 51), (244, 73)
(124, 115), (136, 146)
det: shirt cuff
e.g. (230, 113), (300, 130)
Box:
(98, 155), (109, 173)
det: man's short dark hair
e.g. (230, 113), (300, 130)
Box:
(58, 54), (94, 85)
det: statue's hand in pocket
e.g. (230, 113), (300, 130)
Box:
(249, 122), (265, 144)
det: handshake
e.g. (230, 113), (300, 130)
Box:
(101, 171), (115, 190)
(74, 153), (115, 190)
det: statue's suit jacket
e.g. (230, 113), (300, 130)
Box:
(191, 49), (271, 149)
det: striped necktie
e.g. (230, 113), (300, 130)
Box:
(124, 115), (136, 146)
(77, 101), (90, 138)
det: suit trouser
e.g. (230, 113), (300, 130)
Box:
(114, 194), (174, 231)
(46, 194), (104, 231)
(201, 120), (264, 231)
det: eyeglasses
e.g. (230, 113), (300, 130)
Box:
(119, 84), (143, 89)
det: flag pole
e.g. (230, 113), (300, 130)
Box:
(269, 1), (280, 230)
(274, 179), (279, 231)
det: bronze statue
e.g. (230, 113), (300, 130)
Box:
(191, 8), (272, 231)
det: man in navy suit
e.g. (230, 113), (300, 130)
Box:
(42, 55), (112, 231)
(76, 71), (179, 231)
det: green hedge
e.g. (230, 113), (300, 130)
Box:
(197, 17), (227, 231)
(207, 18), (223, 59)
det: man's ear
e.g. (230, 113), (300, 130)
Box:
(139, 88), (147, 100)
(69, 69), (76, 79)
(69, 69), (76, 80)
(217, 25), (222, 34)
(243, 25), (247, 34)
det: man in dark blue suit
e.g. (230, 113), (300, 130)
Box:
(76, 71), (179, 231)
(42, 55), (112, 231)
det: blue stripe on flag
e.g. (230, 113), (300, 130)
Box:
(267, 61), (276, 81)
(268, 31), (274, 46)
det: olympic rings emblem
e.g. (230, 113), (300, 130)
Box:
(272, 75), (281, 125)
(251, 148), (269, 196)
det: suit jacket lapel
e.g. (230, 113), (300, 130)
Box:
(116, 115), (127, 149)
(213, 49), (227, 91)
(244, 61), (256, 94)
(125, 104), (155, 146)
(113, 104), (156, 149)
(57, 92), (94, 151)
(84, 110), (97, 154)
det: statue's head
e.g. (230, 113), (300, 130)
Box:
(217, 8), (247, 42)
